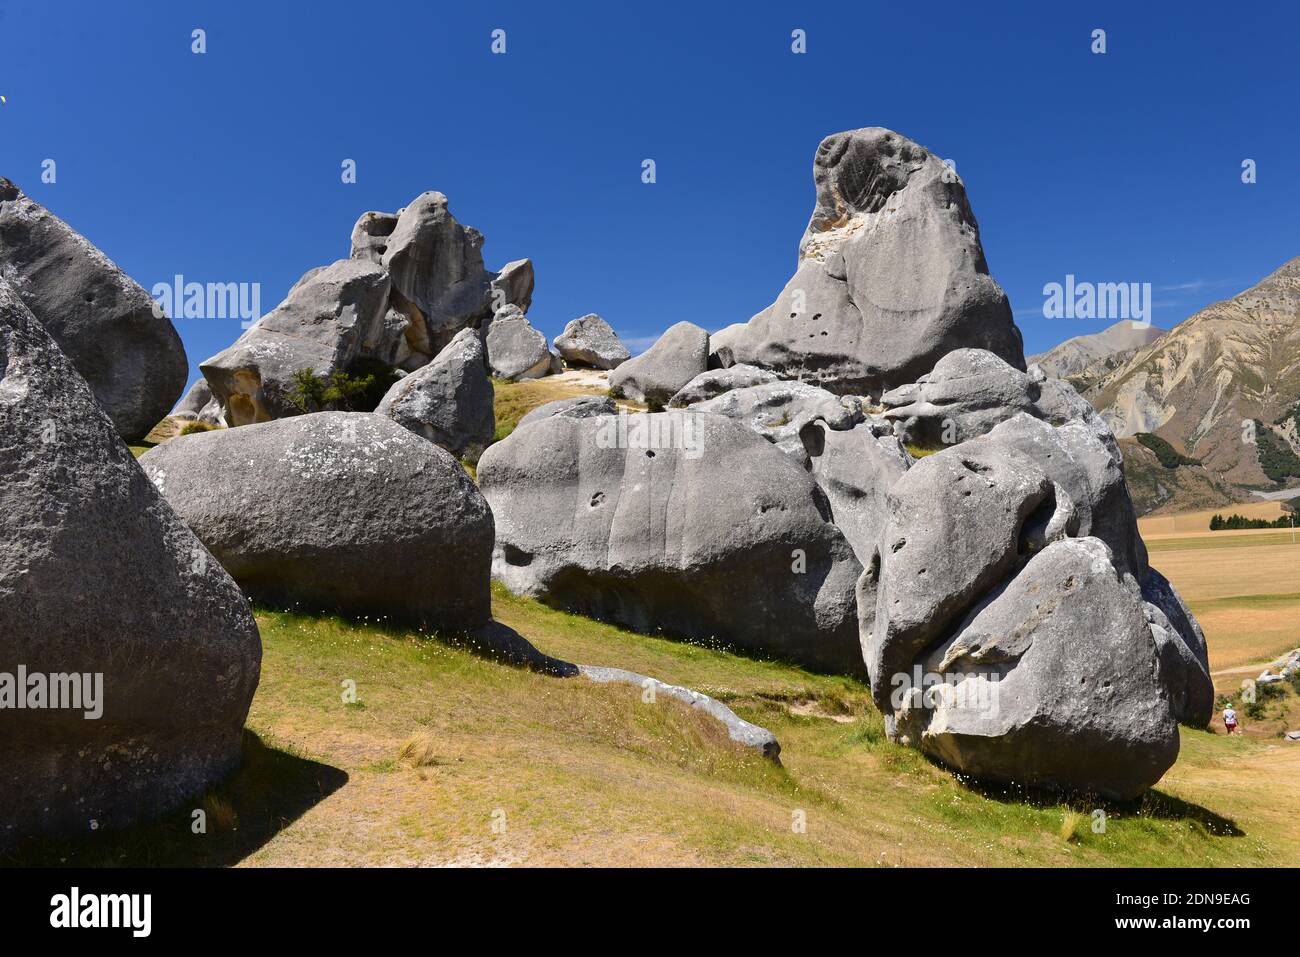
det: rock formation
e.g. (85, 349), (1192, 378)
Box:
(0, 278), (260, 844)
(0, 177), (188, 441)
(608, 321), (709, 405)
(140, 412), (493, 630)
(721, 129), (1024, 397)
(478, 410), (864, 674)
(554, 314), (630, 370)
(376, 327), (495, 459)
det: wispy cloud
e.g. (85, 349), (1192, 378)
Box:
(1157, 278), (1239, 293)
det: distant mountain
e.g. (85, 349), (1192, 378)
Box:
(1029, 319), (1166, 380)
(1082, 258), (1300, 502)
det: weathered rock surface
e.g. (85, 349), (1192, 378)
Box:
(692, 380), (862, 459)
(174, 378), (214, 418)
(880, 349), (1110, 448)
(0, 278), (260, 843)
(857, 411), (1209, 796)
(608, 321), (708, 404)
(707, 322), (747, 369)
(668, 364), (780, 407)
(0, 177), (188, 441)
(898, 538), (1179, 800)
(380, 192), (495, 356)
(201, 259), (391, 426)
(554, 314), (630, 370)
(516, 395), (617, 430)
(805, 417), (910, 565)
(478, 411), (863, 674)
(375, 328), (495, 459)
(483, 306), (552, 380)
(140, 412), (493, 630)
(722, 129), (1024, 397)
(349, 211), (399, 264)
(489, 258), (534, 314)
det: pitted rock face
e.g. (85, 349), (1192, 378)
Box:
(0, 177), (188, 441)
(477, 410), (864, 675)
(0, 278), (260, 844)
(857, 402), (1211, 797)
(724, 129), (1024, 397)
(140, 412), (493, 630)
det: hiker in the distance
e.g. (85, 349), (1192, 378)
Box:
(1222, 703), (1239, 735)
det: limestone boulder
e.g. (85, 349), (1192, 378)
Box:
(0, 278), (260, 843)
(375, 328), (495, 459)
(608, 322), (708, 405)
(554, 313), (630, 370)
(0, 177), (188, 441)
(478, 411), (864, 674)
(140, 412), (493, 630)
(723, 129), (1024, 396)
(200, 259), (391, 426)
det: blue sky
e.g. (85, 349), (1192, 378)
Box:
(1, 0), (1296, 389)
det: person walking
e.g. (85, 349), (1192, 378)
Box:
(1223, 703), (1239, 735)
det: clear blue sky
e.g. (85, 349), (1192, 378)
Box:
(2, 0), (1296, 390)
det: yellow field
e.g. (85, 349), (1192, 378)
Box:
(1142, 526), (1299, 673)
(1137, 500), (1289, 535)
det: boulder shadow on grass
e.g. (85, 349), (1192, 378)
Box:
(944, 762), (1244, 837)
(0, 731), (348, 867)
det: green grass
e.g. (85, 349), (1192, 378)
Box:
(1146, 531), (1300, 552)
(6, 583), (1288, 867)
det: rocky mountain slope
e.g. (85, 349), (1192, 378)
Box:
(1029, 319), (1165, 381)
(1078, 258), (1300, 502)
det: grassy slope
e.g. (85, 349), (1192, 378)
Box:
(7, 582), (1291, 867)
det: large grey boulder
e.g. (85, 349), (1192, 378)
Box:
(881, 349), (1110, 449)
(668, 364), (780, 407)
(805, 417), (910, 565)
(692, 380), (862, 459)
(482, 306), (552, 380)
(707, 322), (747, 369)
(375, 328), (495, 459)
(0, 177), (188, 441)
(140, 412), (493, 630)
(0, 278), (260, 844)
(608, 321), (708, 405)
(174, 378), (214, 419)
(516, 395), (617, 430)
(554, 313), (630, 370)
(478, 411), (864, 674)
(489, 258), (534, 314)
(723, 129), (1024, 397)
(897, 538), (1179, 801)
(381, 192), (494, 356)
(857, 421), (1204, 797)
(1140, 568), (1214, 728)
(200, 259), (391, 426)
